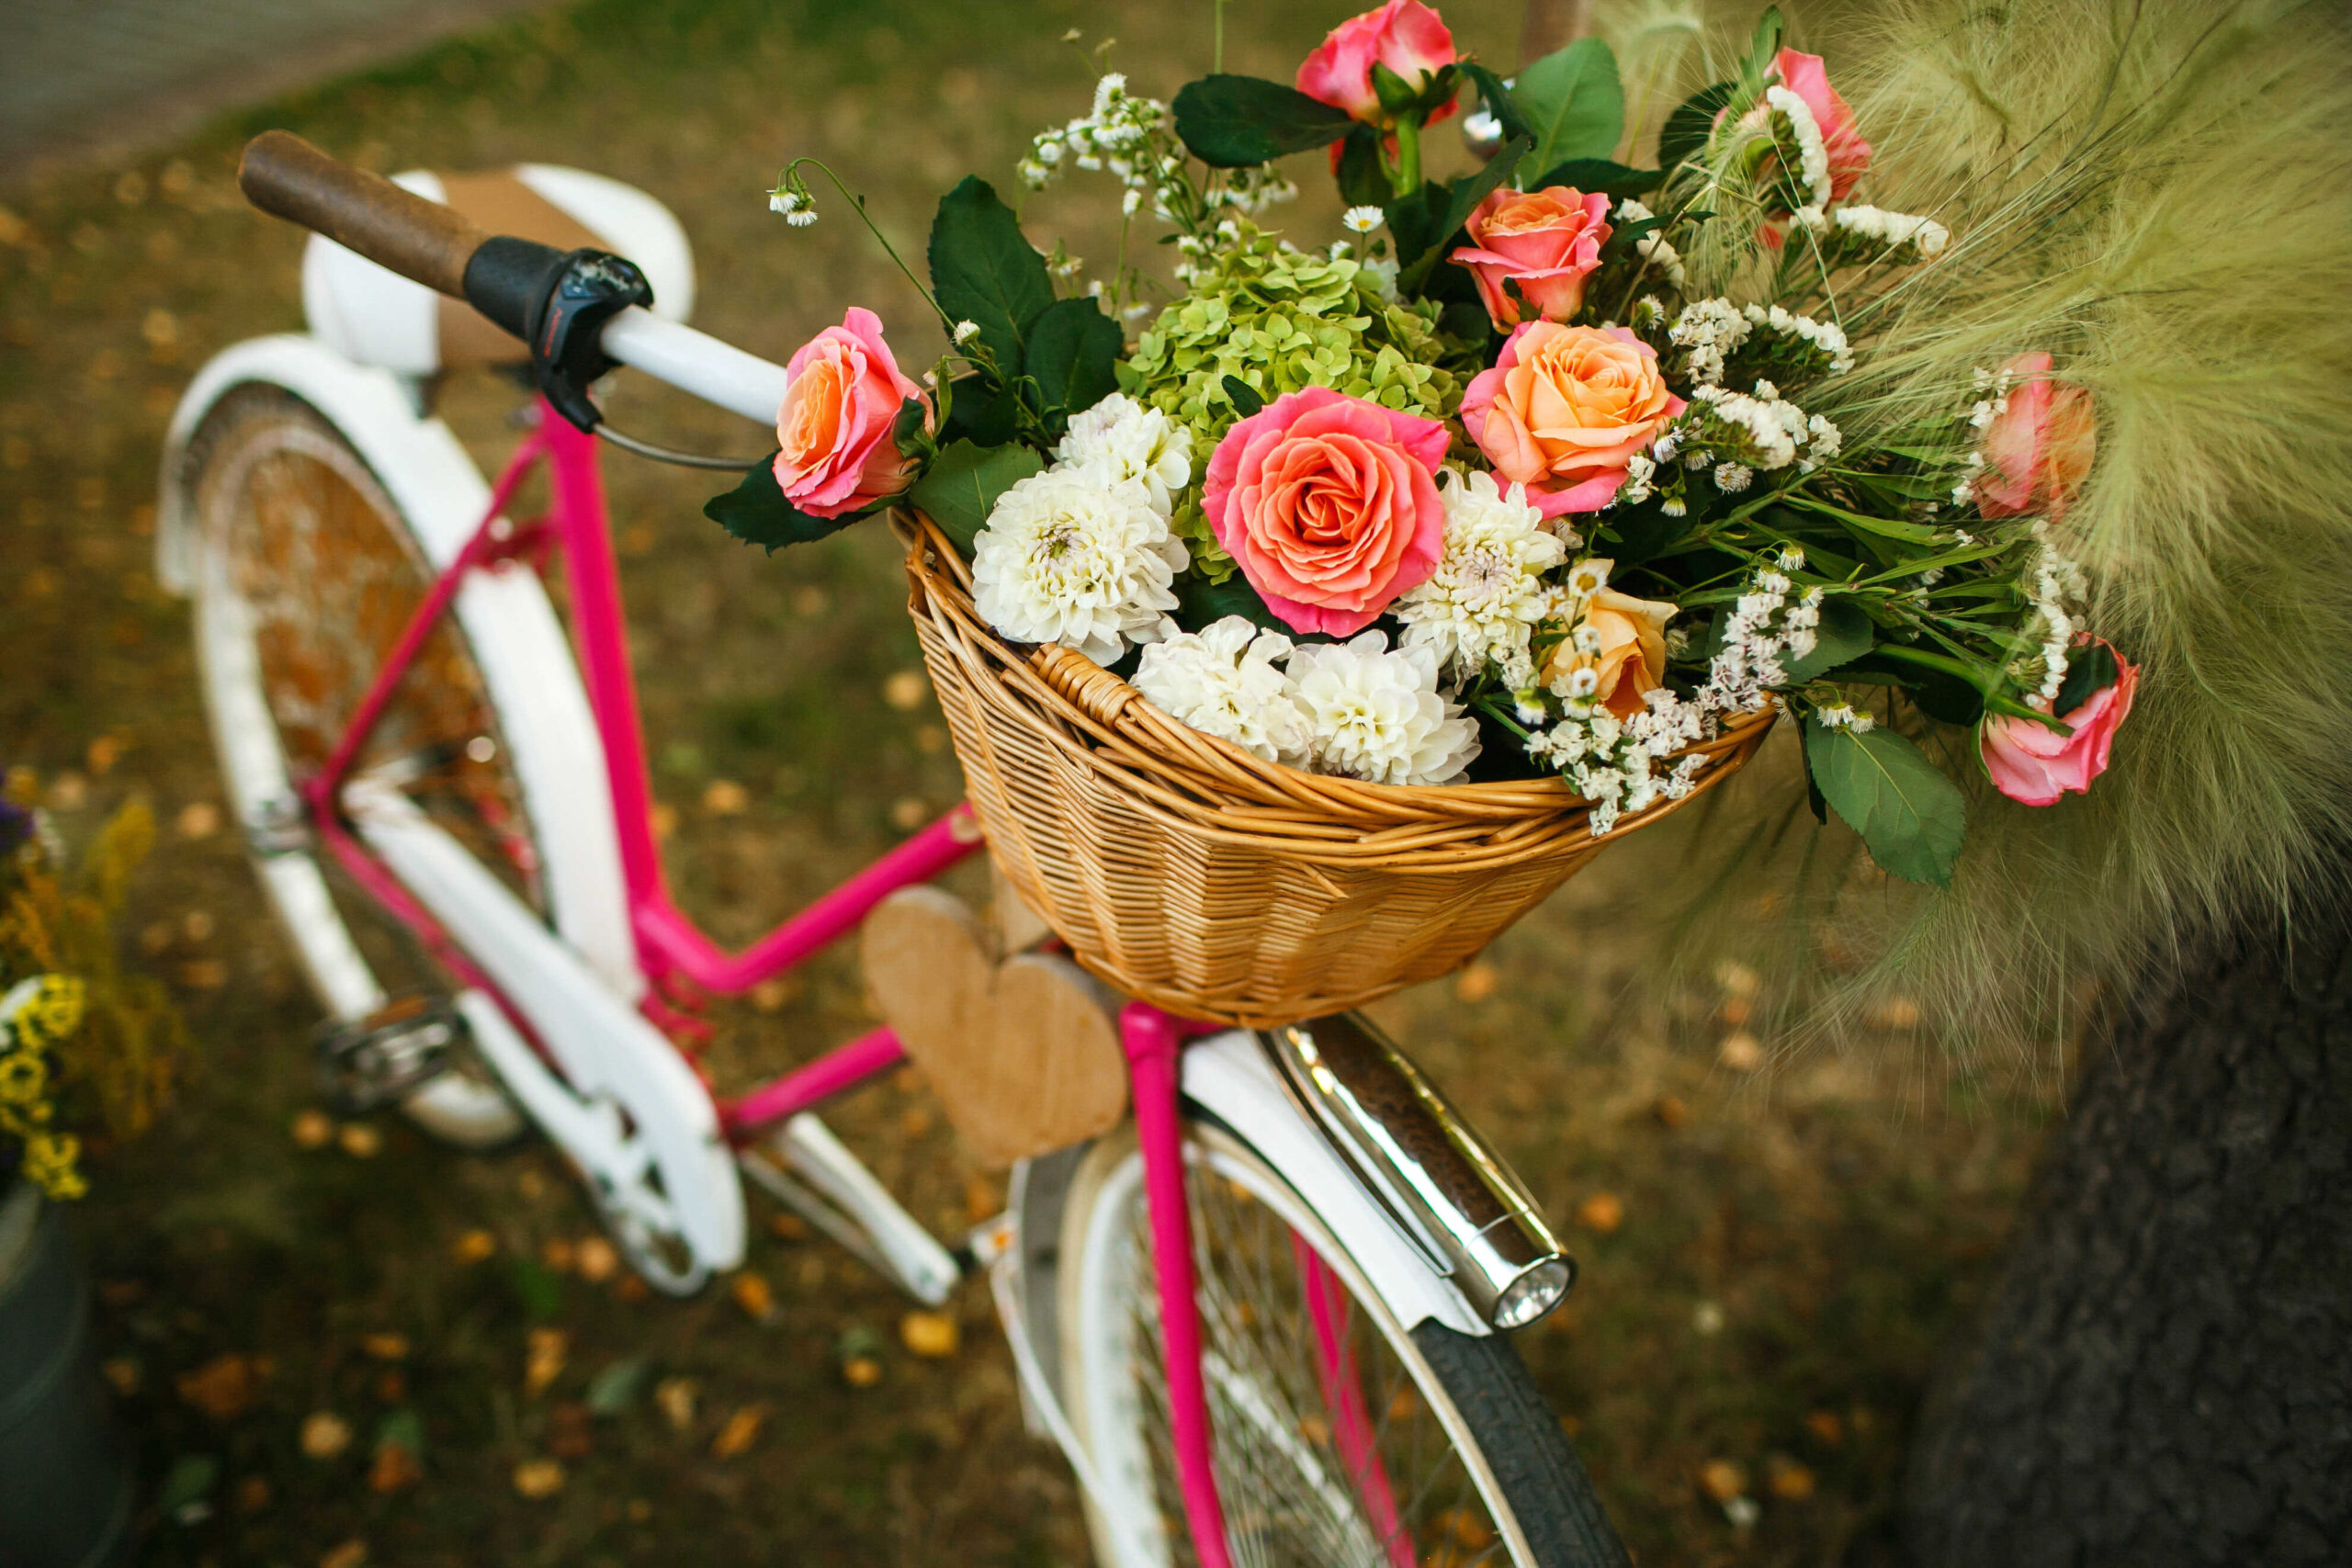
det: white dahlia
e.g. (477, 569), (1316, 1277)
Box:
(1052, 392), (1194, 514)
(1287, 631), (1481, 787)
(971, 468), (1186, 666)
(1132, 615), (1311, 765)
(1393, 469), (1567, 682)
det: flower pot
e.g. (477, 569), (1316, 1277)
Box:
(0, 1179), (133, 1568)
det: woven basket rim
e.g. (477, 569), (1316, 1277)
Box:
(895, 507), (1775, 864)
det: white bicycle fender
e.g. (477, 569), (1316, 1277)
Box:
(158, 336), (639, 999)
(1181, 1031), (1487, 1337)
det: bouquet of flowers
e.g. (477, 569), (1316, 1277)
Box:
(709, 1), (2138, 896)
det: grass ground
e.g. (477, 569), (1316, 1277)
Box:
(0, 1), (2055, 1562)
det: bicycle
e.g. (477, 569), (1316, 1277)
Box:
(157, 130), (1630, 1568)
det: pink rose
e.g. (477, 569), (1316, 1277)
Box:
(1202, 387), (1450, 637)
(1459, 323), (1687, 516)
(774, 307), (925, 519)
(1980, 639), (2139, 807)
(1975, 352), (2098, 521)
(1768, 49), (1871, 199)
(1449, 186), (1613, 330)
(1295, 0), (1460, 128)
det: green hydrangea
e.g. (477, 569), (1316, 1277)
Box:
(1121, 231), (1462, 580)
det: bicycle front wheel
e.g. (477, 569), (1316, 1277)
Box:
(1053, 1121), (1628, 1568)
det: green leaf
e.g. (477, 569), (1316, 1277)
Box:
(1739, 6), (1787, 92)
(2053, 639), (2118, 715)
(1510, 39), (1624, 175)
(1399, 133), (1532, 292)
(1024, 297), (1123, 423)
(1657, 81), (1736, 171)
(1804, 719), (1968, 887)
(704, 457), (864, 553)
(1172, 74), (1353, 167)
(1851, 651), (1984, 725)
(1220, 374), (1266, 418)
(1455, 62), (1532, 146)
(1781, 596), (1874, 681)
(1529, 157), (1663, 198)
(907, 439), (1045, 554)
(928, 176), (1055, 375)
(1800, 729), (1829, 823)
(375, 1408), (425, 1459)
(508, 1257), (563, 1320)
(942, 378), (1023, 446)
(1334, 125), (1393, 207)
(1175, 572), (1293, 636)
(891, 395), (933, 461)
(156, 1454), (220, 1521)
(585, 1358), (651, 1416)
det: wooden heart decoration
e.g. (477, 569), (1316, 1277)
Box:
(861, 886), (1127, 1168)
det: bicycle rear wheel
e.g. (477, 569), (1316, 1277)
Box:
(1053, 1122), (1628, 1568)
(181, 383), (531, 1145)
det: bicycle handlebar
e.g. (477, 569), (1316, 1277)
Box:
(240, 130), (488, 299)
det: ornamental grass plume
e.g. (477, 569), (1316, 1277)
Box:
(1617, 0), (2352, 1053)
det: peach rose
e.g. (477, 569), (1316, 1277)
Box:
(1449, 186), (1613, 330)
(774, 307), (925, 519)
(1202, 386), (1450, 637)
(1768, 49), (1871, 200)
(1975, 352), (2097, 521)
(1544, 582), (1678, 719)
(1980, 638), (2137, 806)
(1460, 323), (1687, 516)
(1296, 0), (1459, 127)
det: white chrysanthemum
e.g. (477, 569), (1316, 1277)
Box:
(1393, 470), (1567, 680)
(1053, 393), (1194, 515)
(971, 468), (1186, 666)
(1133, 615), (1311, 764)
(1286, 632), (1480, 787)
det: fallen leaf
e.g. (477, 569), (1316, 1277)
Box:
(1575, 1193), (1624, 1235)
(709, 1404), (768, 1459)
(881, 670), (928, 711)
(177, 1354), (264, 1420)
(1453, 962), (1500, 1003)
(888, 795), (928, 831)
(512, 1458), (566, 1499)
(1699, 1459), (1748, 1504)
(650, 804), (679, 840)
(452, 1229), (496, 1265)
(767, 1213), (809, 1243)
(654, 1377), (699, 1431)
(175, 800), (220, 839)
(1767, 1456), (1815, 1500)
(100, 1356), (141, 1396)
(898, 1106), (933, 1139)
(374, 1371), (405, 1403)
(233, 1475), (271, 1513)
(749, 976), (799, 1012)
(1804, 1409), (1845, 1447)
(1719, 996), (1753, 1026)
(1868, 996), (1923, 1030)
(842, 1356), (882, 1388)
(702, 779), (750, 816)
(1715, 960), (1760, 999)
(1717, 1032), (1765, 1072)
(540, 1237), (576, 1273)
(86, 736), (124, 774)
(963, 1176), (1002, 1224)
(1295, 1414), (1331, 1445)
(319, 1539), (368, 1568)
(359, 1333), (409, 1362)
(547, 1401), (594, 1460)
(729, 1272), (775, 1322)
(614, 1274), (650, 1303)
(337, 1122), (383, 1158)
(290, 1110), (334, 1149)
(368, 1441), (422, 1495)
(899, 1310), (959, 1359)
(49, 773), (90, 811)
(182, 908), (214, 942)
(891, 1065), (926, 1094)
(1434, 1506), (1496, 1550)
(300, 1411), (354, 1460)
(1386, 1386), (1419, 1424)
(176, 959), (229, 989)
(524, 1328), (568, 1396)
(1652, 1094), (1690, 1130)
(574, 1236), (618, 1282)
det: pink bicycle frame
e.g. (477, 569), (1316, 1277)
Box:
(309, 399), (1409, 1568)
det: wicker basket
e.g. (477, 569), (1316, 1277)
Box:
(899, 511), (1774, 1026)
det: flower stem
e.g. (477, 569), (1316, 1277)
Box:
(1391, 118), (1424, 197)
(783, 157), (953, 334)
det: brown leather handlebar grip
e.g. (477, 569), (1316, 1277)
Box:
(238, 130), (487, 297)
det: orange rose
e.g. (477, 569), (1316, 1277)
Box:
(1460, 324), (1687, 516)
(1974, 351), (2096, 521)
(1544, 583), (1677, 718)
(774, 307), (925, 519)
